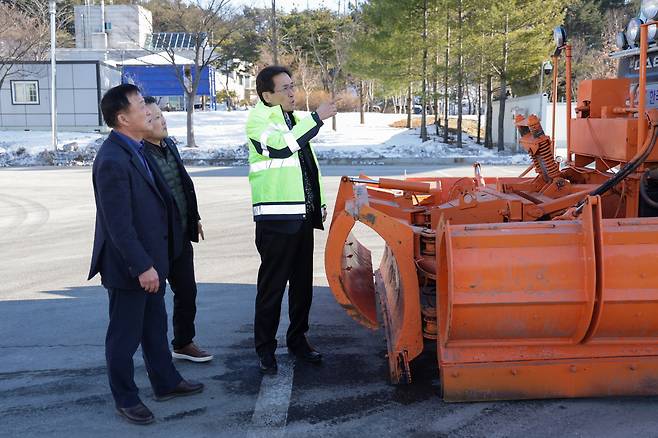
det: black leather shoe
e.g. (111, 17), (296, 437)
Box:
(154, 379), (204, 401)
(288, 342), (323, 363)
(259, 353), (278, 374)
(116, 402), (155, 425)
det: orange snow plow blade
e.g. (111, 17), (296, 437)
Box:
(437, 197), (658, 401)
(325, 176), (427, 382)
(324, 213), (378, 329)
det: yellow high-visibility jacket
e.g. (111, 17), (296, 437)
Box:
(246, 101), (326, 221)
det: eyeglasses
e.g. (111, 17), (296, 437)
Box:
(273, 84), (296, 94)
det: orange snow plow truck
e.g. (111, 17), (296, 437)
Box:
(324, 17), (658, 402)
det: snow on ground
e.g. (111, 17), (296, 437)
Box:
(0, 111), (529, 166)
(0, 130), (104, 166)
(165, 110), (250, 161)
(310, 113), (528, 164)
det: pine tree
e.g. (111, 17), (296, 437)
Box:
(477, 0), (566, 150)
(348, 0), (426, 126)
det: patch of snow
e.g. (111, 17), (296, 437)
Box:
(0, 130), (103, 167)
(0, 111), (529, 166)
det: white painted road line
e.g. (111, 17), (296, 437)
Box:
(248, 295), (294, 438)
(246, 354), (295, 438)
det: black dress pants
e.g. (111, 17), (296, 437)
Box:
(168, 239), (198, 349)
(254, 219), (314, 356)
(105, 286), (182, 408)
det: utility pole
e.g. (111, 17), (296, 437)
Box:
(100, 0), (105, 32)
(271, 0), (278, 64)
(49, 0), (58, 151)
(538, 60), (552, 121)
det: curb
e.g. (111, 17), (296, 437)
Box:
(178, 156), (512, 167)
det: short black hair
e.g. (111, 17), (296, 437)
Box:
(144, 96), (157, 105)
(100, 83), (142, 128)
(256, 65), (292, 104)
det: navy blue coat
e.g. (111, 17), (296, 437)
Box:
(88, 131), (171, 290)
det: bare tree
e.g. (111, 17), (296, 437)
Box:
(12, 0), (73, 46)
(0, 3), (50, 91)
(138, 0), (239, 148)
(271, 0), (278, 64)
(287, 46), (317, 112)
(309, 15), (354, 131)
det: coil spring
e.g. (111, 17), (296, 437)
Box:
(420, 230), (435, 256)
(527, 115), (560, 181)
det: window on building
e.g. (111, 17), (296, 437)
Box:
(11, 81), (39, 105)
(239, 75), (243, 86)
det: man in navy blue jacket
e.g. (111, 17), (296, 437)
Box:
(88, 84), (203, 425)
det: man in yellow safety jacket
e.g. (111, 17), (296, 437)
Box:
(246, 65), (337, 374)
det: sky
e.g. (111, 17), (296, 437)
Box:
(232, 0), (345, 13)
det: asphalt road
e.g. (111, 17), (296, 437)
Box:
(1, 164), (657, 438)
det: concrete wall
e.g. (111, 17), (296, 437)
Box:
(74, 4), (103, 48)
(0, 62), (120, 130)
(491, 93), (576, 152)
(136, 6), (153, 50)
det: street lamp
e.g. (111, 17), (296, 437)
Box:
(538, 60), (553, 121)
(49, 0), (58, 151)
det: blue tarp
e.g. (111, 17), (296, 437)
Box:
(121, 64), (216, 109)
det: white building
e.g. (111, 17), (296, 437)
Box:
(74, 3), (152, 50)
(215, 62), (256, 106)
